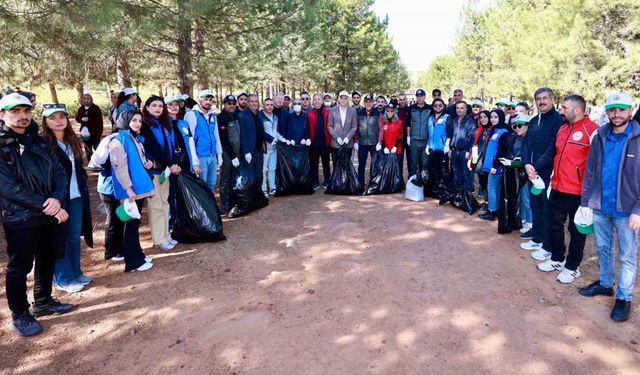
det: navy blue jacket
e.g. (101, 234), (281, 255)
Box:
(521, 108), (562, 181)
(284, 112), (309, 143)
(238, 109), (265, 155)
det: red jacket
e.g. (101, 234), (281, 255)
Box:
(551, 117), (598, 195)
(381, 119), (404, 154)
(307, 107), (330, 147)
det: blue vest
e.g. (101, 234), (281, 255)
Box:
(482, 128), (509, 173)
(176, 118), (195, 171)
(97, 173), (114, 196)
(111, 130), (154, 200)
(194, 111), (217, 156)
(428, 113), (449, 151)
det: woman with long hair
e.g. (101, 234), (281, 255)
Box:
(479, 109), (510, 220)
(109, 110), (154, 272)
(41, 104), (94, 293)
(472, 110), (492, 202)
(141, 96), (189, 250)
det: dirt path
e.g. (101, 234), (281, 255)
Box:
(1, 183), (639, 374)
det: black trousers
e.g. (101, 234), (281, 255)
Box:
(220, 152), (234, 213)
(310, 145), (331, 186)
(549, 190), (586, 271)
(530, 176), (552, 249)
(4, 222), (57, 317)
(497, 167), (525, 233)
(83, 135), (101, 161)
(101, 193), (124, 260)
(123, 199), (146, 272)
(425, 151), (445, 195)
(357, 144), (376, 186)
(168, 174), (179, 228)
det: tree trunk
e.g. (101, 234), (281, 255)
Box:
(116, 54), (131, 87)
(49, 82), (59, 104)
(176, 7), (193, 96)
(194, 18), (208, 90)
(73, 82), (83, 103)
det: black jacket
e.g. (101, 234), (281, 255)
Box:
(0, 121), (67, 227)
(521, 108), (563, 181)
(141, 119), (190, 173)
(52, 143), (94, 248)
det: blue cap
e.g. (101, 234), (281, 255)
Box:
(415, 89), (426, 96)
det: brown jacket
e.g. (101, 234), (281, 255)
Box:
(327, 105), (358, 149)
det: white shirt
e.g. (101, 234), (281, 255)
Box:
(339, 106), (347, 127)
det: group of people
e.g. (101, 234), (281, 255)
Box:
(0, 84), (638, 338)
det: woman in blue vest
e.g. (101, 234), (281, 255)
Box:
(479, 109), (510, 220)
(41, 104), (94, 294)
(165, 95), (199, 229)
(425, 98), (450, 196)
(108, 110), (155, 272)
(141, 96), (189, 251)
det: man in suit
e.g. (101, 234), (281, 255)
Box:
(327, 90), (358, 162)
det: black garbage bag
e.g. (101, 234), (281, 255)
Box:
(172, 173), (226, 243)
(449, 189), (479, 215)
(229, 161), (268, 217)
(366, 152), (405, 195)
(437, 185), (459, 205)
(325, 145), (364, 195)
(275, 143), (313, 196)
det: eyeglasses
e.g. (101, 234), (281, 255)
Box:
(433, 103), (444, 108)
(512, 124), (527, 129)
(301, 97), (310, 101)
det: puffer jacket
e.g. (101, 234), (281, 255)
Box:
(0, 121), (67, 227)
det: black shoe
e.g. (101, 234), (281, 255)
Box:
(479, 211), (496, 221)
(610, 299), (631, 322)
(32, 297), (74, 317)
(322, 183), (329, 190)
(520, 230), (533, 240)
(312, 184), (320, 191)
(227, 207), (239, 218)
(12, 311), (43, 337)
(579, 280), (614, 297)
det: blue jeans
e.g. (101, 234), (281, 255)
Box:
(520, 182), (533, 224)
(487, 172), (502, 212)
(198, 154), (218, 192)
(593, 210), (638, 301)
(262, 146), (277, 192)
(54, 198), (83, 285)
(451, 150), (474, 192)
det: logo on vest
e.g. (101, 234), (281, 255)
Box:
(572, 131), (583, 141)
(384, 125), (389, 130)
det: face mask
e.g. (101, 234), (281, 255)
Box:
(293, 104), (302, 113)
(324, 101), (331, 107)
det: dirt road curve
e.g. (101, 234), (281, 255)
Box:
(1, 186), (639, 374)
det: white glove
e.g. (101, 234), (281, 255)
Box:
(291, 140), (296, 146)
(407, 136), (411, 146)
(384, 147), (390, 154)
(343, 137), (349, 144)
(337, 137), (344, 146)
(444, 145), (450, 154)
(217, 156), (223, 168)
(231, 158), (240, 167)
(81, 117), (89, 122)
(306, 139), (311, 146)
(425, 146), (430, 155)
(375, 143), (382, 151)
(391, 146), (397, 154)
(354, 142), (359, 151)
(499, 158), (512, 166)
(244, 152), (252, 164)
(272, 139), (277, 145)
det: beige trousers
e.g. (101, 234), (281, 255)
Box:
(147, 175), (171, 245)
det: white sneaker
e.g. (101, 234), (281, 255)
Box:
(520, 240), (542, 250)
(531, 249), (552, 261)
(520, 223), (532, 233)
(157, 241), (175, 251)
(55, 282), (84, 293)
(133, 261), (153, 272)
(145, 256), (153, 263)
(556, 268), (581, 284)
(110, 256), (124, 262)
(537, 259), (564, 272)
(168, 238), (178, 246)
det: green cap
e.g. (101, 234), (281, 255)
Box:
(42, 103), (67, 118)
(0, 93), (33, 110)
(604, 91), (633, 110)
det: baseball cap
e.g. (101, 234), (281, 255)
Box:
(42, 103), (67, 117)
(177, 94), (188, 102)
(386, 103), (396, 110)
(363, 95), (373, 102)
(339, 90), (350, 98)
(164, 95), (178, 104)
(352, 90), (361, 97)
(604, 91), (634, 110)
(237, 92), (248, 99)
(471, 99), (483, 107)
(496, 98), (509, 106)
(0, 93), (33, 110)
(415, 89), (426, 96)
(284, 95), (291, 100)
(574, 206), (594, 235)
(198, 89), (215, 98)
(530, 175), (546, 195)
(223, 95), (237, 104)
(122, 87), (138, 96)
(513, 114), (531, 125)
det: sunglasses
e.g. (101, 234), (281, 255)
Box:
(43, 103), (66, 111)
(301, 97), (310, 101)
(512, 123), (528, 129)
